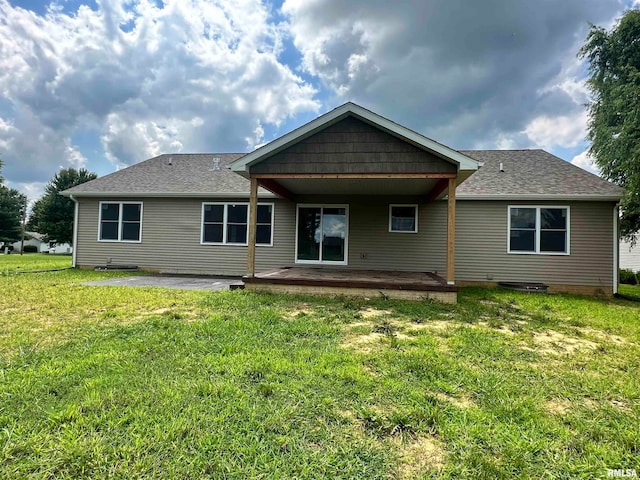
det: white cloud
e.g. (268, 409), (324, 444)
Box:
(523, 110), (588, 149)
(0, 0), (319, 190)
(5, 180), (47, 209)
(571, 149), (601, 176)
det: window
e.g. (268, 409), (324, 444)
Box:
(508, 206), (569, 254)
(99, 202), (142, 242)
(201, 203), (273, 246)
(389, 204), (418, 233)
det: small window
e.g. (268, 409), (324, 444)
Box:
(201, 203), (273, 246)
(99, 202), (142, 242)
(508, 206), (569, 254)
(389, 204), (418, 233)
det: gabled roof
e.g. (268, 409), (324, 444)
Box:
(61, 154), (274, 198)
(458, 150), (623, 201)
(229, 102), (481, 174)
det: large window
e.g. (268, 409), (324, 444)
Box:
(201, 203), (273, 246)
(99, 202), (143, 242)
(508, 206), (569, 254)
(389, 204), (418, 233)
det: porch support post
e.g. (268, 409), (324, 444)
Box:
(247, 177), (258, 277)
(446, 177), (456, 285)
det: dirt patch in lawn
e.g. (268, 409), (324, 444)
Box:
(284, 303), (314, 319)
(546, 396), (632, 415)
(340, 331), (413, 353)
(521, 329), (599, 355)
(360, 307), (392, 318)
(391, 434), (445, 478)
(433, 392), (475, 409)
(545, 398), (572, 415)
(579, 327), (631, 346)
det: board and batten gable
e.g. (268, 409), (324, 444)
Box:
(75, 197), (296, 275)
(455, 200), (616, 294)
(249, 117), (458, 175)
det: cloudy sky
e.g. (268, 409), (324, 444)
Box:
(0, 0), (637, 202)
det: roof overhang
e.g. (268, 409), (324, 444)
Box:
(229, 102), (481, 175)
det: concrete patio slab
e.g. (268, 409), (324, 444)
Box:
(82, 275), (244, 291)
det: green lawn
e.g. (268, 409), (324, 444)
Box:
(0, 252), (72, 272)
(1, 256), (639, 479)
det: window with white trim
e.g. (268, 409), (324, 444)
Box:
(508, 206), (569, 254)
(99, 202), (142, 242)
(201, 203), (273, 245)
(389, 204), (418, 233)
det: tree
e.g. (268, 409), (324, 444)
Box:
(28, 168), (97, 245)
(0, 160), (27, 245)
(579, 9), (640, 237)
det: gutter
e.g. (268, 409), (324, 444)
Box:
(70, 194), (78, 268)
(456, 194), (624, 202)
(60, 191), (277, 199)
(613, 204), (619, 295)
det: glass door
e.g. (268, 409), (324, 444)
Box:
(296, 205), (348, 264)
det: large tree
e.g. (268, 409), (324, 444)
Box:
(0, 160), (27, 244)
(579, 9), (640, 237)
(29, 168), (97, 245)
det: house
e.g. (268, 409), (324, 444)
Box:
(9, 231), (73, 254)
(9, 231), (44, 253)
(62, 103), (624, 302)
(620, 235), (640, 273)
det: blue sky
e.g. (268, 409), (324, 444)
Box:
(0, 0), (637, 202)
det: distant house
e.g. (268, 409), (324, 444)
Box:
(620, 235), (640, 273)
(62, 103), (623, 302)
(10, 231), (72, 254)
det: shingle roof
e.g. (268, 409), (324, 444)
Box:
(62, 153), (273, 197)
(62, 149), (623, 201)
(458, 150), (623, 200)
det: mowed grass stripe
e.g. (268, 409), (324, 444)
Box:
(1, 254), (639, 478)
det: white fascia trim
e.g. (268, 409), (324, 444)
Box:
(62, 191), (276, 199)
(457, 194), (623, 201)
(229, 102), (480, 173)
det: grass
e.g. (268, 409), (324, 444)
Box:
(1, 256), (639, 478)
(0, 253), (72, 273)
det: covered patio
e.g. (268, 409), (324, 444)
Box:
(229, 104), (481, 303)
(244, 267), (459, 302)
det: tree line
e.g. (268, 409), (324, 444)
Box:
(0, 162), (96, 249)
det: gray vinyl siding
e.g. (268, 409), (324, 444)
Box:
(296, 195), (447, 273)
(76, 195), (448, 275)
(250, 117), (457, 175)
(76, 196), (616, 288)
(456, 200), (615, 287)
(76, 197), (295, 276)
(620, 235), (640, 272)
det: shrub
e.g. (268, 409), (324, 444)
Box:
(22, 245), (38, 253)
(620, 268), (638, 285)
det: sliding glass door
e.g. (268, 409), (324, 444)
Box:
(296, 205), (348, 265)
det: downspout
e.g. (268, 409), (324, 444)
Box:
(613, 204), (619, 295)
(70, 194), (79, 268)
